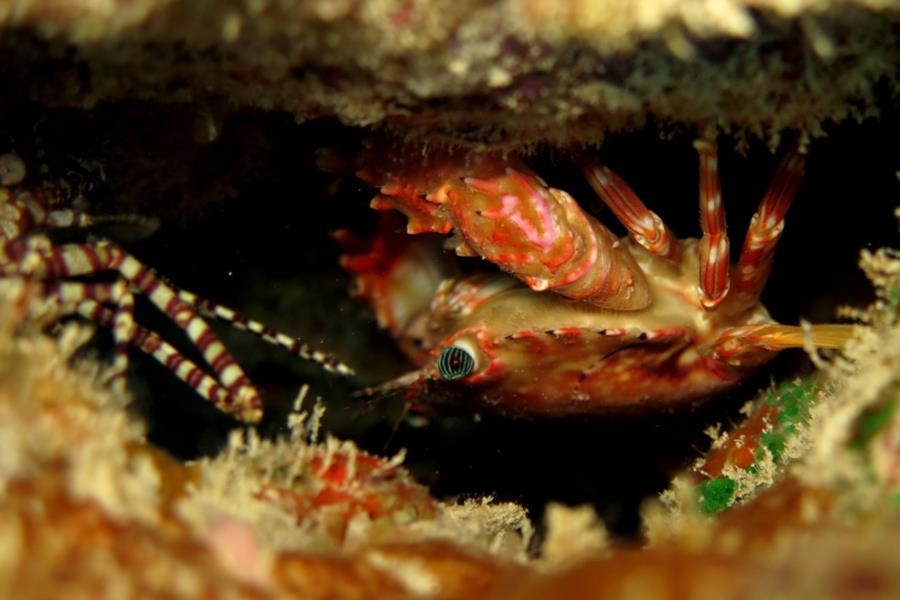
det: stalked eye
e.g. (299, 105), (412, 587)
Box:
(437, 344), (476, 380)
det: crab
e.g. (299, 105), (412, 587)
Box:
(325, 137), (854, 417)
(0, 152), (352, 423)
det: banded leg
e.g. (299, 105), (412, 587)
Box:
(74, 296), (250, 418)
(579, 155), (681, 261)
(694, 139), (731, 310)
(44, 280), (136, 389)
(2, 239), (264, 422)
(0, 184), (158, 245)
(1, 186), (349, 376)
(47, 281), (236, 411)
(91, 280), (135, 388)
(173, 287), (354, 376)
(44, 281), (233, 412)
(730, 145), (806, 312)
(710, 323), (855, 368)
(30, 189), (351, 376)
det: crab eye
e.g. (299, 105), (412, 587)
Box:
(437, 344), (476, 380)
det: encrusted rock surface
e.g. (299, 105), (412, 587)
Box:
(1, 0), (898, 148)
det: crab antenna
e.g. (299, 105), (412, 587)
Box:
(353, 369), (426, 399)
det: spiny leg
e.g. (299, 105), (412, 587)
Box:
(0, 165), (343, 421)
(730, 144), (807, 312)
(0, 187), (254, 416)
(98, 245), (265, 422)
(694, 138), (731, 310)
(579, 154), (681, 261)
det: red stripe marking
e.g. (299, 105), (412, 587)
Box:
(129, 263), (152, 290)
(133, 328), (154, 349)
(166, 353), (185, 371)
(211, 350), (235, 374)
(195, 327), (217, 351)
(163, 296), (182, 320)
(185, 367), (204, 388)
(226, 375), (251, 394)
(83, 245), (106, 272)
(141, 272), (162, 298)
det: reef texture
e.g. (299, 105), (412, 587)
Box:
(0, 220), (899, 597)
(0, 276), (532, 598)
(0, 0), (898, 148)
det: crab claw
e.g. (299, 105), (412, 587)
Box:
(452, 164), (652, 310)
(350, 140), (652, 311)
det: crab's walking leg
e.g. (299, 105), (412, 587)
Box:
(174, 287), (355, 376)
(40, 280), (242, 414)
(105, 280), (135, 387)
(729, 145), (807, 312)
(710, 323), (855, 368)
(579, 155), (681, 262)
(695, 139), (731, 310)
(5, 186), (350, 377)
(33, 280), (134, 387)
(74, 296), (245, 415)
(1, 239), (263, 422)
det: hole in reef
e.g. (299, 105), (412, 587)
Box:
(8, 100), (897, 541)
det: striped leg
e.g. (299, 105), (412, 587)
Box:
(6, 189), (350, 375)
(50, 279), (137, 389)
(46, 208), (159, 239)
(29, 190), (352, 377)
(694, 139), (731, 310)
(173, 287), (354, 376)
(579, 155), (681, 261)
(730, 145), (807, 312)
(3, 239), (264, 422)
(73, 296), (250, 419)
(2, 173), (354, 421)
(0, 182), (158, 243)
